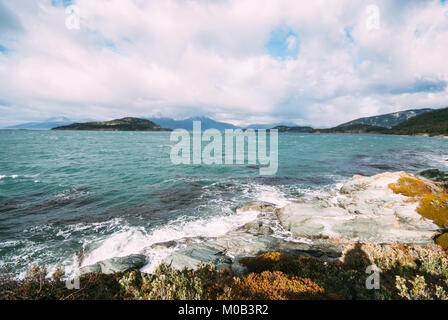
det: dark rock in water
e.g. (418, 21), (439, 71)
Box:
(80, 254), (147, 275)
(246, 164), (268, 170)
(236, 201), (276, 214)
(150, 240), (178, 250)
(416, 168), (448, 185)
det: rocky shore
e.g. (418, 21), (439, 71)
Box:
(3, 169), (447, 300)
(80, 169), (448, 277)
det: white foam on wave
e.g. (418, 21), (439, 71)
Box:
(0, 173), (40, 180)
(424, 153), (448, 169)
(79, 208), (260, 273)
(0, 174), (18, 179)
(244, 184), (291, 207)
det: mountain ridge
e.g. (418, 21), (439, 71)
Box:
(339, 108), (433, 128)
(147, 116), (239, 131)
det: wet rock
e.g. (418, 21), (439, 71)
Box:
(416, 168), (448, 188)
(80, 254), (147, 275)
(149, 237), (208, 250)
(150, 240), (178, 250)
(207, 231), (345, 262)
(236, 221), (274, 235)
(164, 244), (232, 270)
(236, 201), (276, 214)
(79, 264), (101, 274)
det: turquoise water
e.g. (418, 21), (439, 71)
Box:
(0, 130), (447, 275)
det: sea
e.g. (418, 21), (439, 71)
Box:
(0, 129), (447, 277)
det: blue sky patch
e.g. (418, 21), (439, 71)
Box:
(265, 26), (299, 59)
(50, 0), (73, 8)
(344, 27), (354, 43)
(0, 44), (10, 54)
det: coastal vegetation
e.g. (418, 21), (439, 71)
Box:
(1, 243), (447, 300)
(388, 107), (448, 136)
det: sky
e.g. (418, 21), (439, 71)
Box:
(0, 0), (448, 128)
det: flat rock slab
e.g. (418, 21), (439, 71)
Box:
(162, 230), (347, 271)
(236, 201), (277, 214)
(277, 172), (439, 244)
(164, 243), (232, 270)
(80, 254), (147, 275)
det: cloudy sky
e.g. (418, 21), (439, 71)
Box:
(0, 0), (448, 127)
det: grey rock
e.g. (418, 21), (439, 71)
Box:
(79, 264), (101, 274)
(236, 201), (276, 213)
(236, 221), (274, 235)
(416, 168), (448, 184)
(148, 236), (209, 251)
(164, 243), (232, 270)
(80, 254), (147, 275)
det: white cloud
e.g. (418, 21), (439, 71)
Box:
(0, 0), (447, 127)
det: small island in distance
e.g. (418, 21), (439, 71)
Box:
(52, 117), (172, 131)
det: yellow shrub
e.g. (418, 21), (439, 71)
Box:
(231, 271), (325, 300)
(240, 252), (313, 274)
(417, 193), (448, 228)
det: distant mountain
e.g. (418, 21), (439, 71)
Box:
(7, 117), (74, 129)
(387, 107), (448, 136)
(272, 125), (314, 133)
(314, 123), (388, 134)
(52, 117), (171, 131)
(148, 116), (239, 131)
(339, 108), (433, 129)
(245, 122), (298, 130)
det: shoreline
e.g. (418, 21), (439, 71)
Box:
(2, 169), (447, 300)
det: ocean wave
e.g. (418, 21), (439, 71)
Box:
(79, 207), (261, 274)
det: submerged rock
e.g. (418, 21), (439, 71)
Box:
(416, 169), (448, 189)
(80, 254), (147, 275)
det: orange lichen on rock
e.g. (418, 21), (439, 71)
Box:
(388, 174), (435, 197)
(230, 271), (325, 300)
(388, 173), (448, 229)
(436, 233), (448, 251)
(416, 193), (448, 228)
